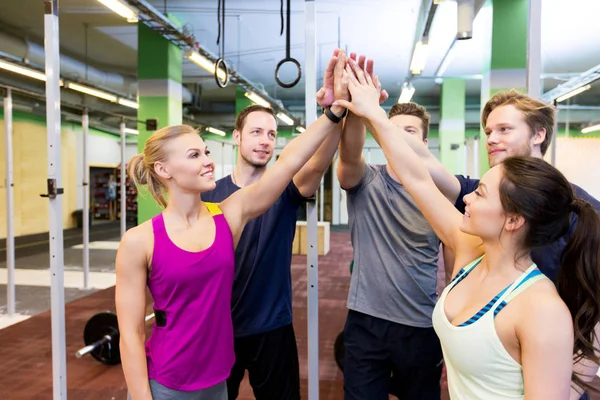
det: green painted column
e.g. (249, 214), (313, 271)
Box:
(439, 78), (466, 174)
(479, 0), (528, 177)
(136, 22), (182, 223)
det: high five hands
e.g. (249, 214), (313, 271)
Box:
(317, 49), (389, 109)
(333, 57), (387, 120)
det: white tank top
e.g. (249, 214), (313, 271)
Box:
(432, 256), (546, 399)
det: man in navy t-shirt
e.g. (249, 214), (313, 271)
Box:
(393, 89), (600, 399)
(201, 49), (357, 400)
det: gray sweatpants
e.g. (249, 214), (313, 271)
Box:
(127, 380), (227, 400)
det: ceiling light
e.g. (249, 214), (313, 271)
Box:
(398, 83), (415, 103)
(0, 59), (48, 82)
(581, 124), (600, 134)
(276, 112), (294, 126)
(185, 50), (227, 82)
(124, 128), (139, 135)
(556, 85), (591, 102)
(118, 98), (139, 109)
(67, 82), (118, 102)
(244, 91), (271, 108)
(97, 0), (138, 22)
(410, 41), (429, 75)
(296, 126), (306, 133)
(206, 127), (226, 136)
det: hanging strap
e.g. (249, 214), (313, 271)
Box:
(214, 0), (229, 88)
(274, 0), (302, 88)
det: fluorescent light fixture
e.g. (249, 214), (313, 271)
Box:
(97, 0), (138, 22)
(410, 41), (429, 75)
(118, 98), (139, 109)
(0, 59), (48, 81)
(186, 51), (227, 82)
(244, 91), (271, 108)
(124, 128), (139, 135)
(581, 124), (600, 134)
(67, 82), (118, 102)
(296, 126), (306, 133)
(276, 112), (294, 126)
(398, 83), (415, 103)
(556, 85), (591, 102)
(433, 0), (446, 3)
(206, 127), (226, 136)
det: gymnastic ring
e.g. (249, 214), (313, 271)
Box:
(275, 57), (302, 89)
(214, 58), (230, 88)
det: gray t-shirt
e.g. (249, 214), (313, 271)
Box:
(346, 164), (441, 327)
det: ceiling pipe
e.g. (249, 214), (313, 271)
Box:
(0, 30), (193, 103)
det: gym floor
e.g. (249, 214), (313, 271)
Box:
(1, 227), (599, 399)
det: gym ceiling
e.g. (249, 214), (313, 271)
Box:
(0, 0), (599, 134)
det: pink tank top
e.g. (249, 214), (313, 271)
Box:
(145, 202), (235, 391)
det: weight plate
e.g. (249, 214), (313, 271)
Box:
(83, 312), (121, 365)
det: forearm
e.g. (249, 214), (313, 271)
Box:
(277, 110), (338, 173)
(366, 109), (433, 185)
(120, 335), (153, 400)
(362, 114), (460, 202)
(293, 116), (343, 197)
(339, 112), (366, 166)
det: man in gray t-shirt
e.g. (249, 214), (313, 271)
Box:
(337, 100), (443, 400)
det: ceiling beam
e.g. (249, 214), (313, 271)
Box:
(542, 63), (600, 103)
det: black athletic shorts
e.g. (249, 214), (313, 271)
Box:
(343, 310), (443, 400)
(226, 323), (301, 400)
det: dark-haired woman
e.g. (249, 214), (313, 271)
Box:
(334, 60), (600, 399)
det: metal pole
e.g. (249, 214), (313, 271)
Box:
(473, 139), (479, 178)
(332, 153), (340, 225)
(44, 0), (67, 397)
(319, 178), (324, 222)
(82, 108), (90, 289)
(305, 1), (319, 399)
(220, 141), (225, 179)
(551, 100), (558, 166)
(4, 88), (15, 316)
(120, 120), (126, 237)
(527, 0), (542, 98)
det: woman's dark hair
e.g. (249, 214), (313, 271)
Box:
(499, 156), (600, 391)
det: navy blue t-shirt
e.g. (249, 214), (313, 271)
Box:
(454, 174), (600, 283)
(201, 175), (307, 337)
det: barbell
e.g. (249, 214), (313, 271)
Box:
(75, 311), (155, 365)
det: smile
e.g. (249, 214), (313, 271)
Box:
(201, 171), (214, 177)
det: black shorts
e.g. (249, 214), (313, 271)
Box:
(343, 310), (443, 400)
(227, 323), (300, 400)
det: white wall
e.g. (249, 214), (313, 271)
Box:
(548, 137), (600, 200)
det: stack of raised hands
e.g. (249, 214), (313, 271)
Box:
(316, 49), (389, 112)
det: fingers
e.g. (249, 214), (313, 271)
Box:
(345, 64), (360, 86)
(366, 59), (374, 77)
(379, 89), (389, 104)
(348, 58), (367, 85)
(349, 52), (357, 62)
(357, 55), (366, 71)
(333, 48), (341, 57)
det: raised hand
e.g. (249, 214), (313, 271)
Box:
(348, 52), (389, 104)
(333, 58), (384, 119)
(333, 50), (349, 103)
(316, 48), (340, 108)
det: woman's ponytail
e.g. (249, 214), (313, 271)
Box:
(557, 198), (600, 389)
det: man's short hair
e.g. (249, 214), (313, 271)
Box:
(388, 102), (431, 140)
(234, 105), (277, 132)
(482, 89), (556, 155)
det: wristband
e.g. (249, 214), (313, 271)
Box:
(323, 106), (348, 124)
